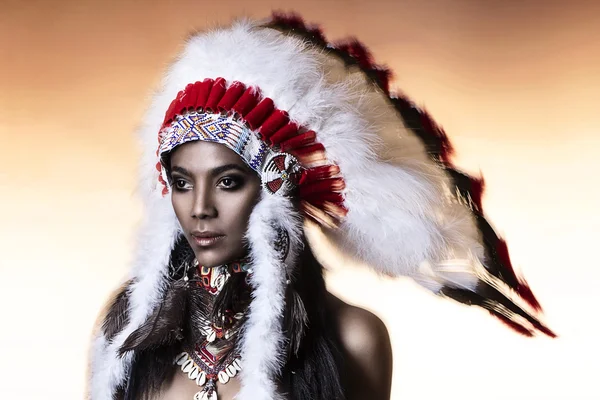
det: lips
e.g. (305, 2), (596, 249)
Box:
(191, 231), (225, 247)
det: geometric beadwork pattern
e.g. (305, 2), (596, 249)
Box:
(159, 112), (271, 174)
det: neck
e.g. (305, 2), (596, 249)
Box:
(193, 258), (251, 296)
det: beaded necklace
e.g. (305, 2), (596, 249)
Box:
(174, 259), (251, 400)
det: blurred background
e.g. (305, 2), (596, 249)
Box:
(1, 0), (598, 398)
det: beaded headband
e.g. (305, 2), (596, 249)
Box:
(156, 77), (347, 226)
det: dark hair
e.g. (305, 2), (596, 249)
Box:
(279, 241), (346, 399)
(106, 236), (346, 400)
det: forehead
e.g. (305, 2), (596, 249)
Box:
(169, 141), (246, 168)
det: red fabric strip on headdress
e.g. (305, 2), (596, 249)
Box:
(303, 191), (344, 204)
(280, 130), (316, 152)
(163, 90), (184, 125)
(217, 81), (246, 112)
(299, 178), (345, 198)
(233, 87), (261, 117)
(180, 83), (196, 110)
(269, 122), (299, 145)
(299, 165), (341, 185)
(195, 79), (214, 110)
(205, 77), (227, 112)
(245, 98), (275, 130)
(258, 110), (289, 143)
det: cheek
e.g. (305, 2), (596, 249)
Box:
(222, 189), (261, 234)
(171, 194), (189, 225)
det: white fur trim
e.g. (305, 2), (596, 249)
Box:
(90, 193), (180, 398)
(237, 191), (303, 400)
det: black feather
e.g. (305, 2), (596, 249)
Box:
(123, 345), (180, 400)
(102, 280), (131, 341)
(283, 282), (308, 357)
(119, 278), (188, 355)
(280, 242), (346, 400)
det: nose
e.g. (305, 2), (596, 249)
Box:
(191, 184), (218, 219)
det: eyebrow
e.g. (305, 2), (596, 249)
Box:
(170, 163), (250, 177)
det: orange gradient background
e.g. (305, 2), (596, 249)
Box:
(1, 1), (598, 399)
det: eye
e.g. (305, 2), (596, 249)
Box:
(173, 178), (192, 191)
(218, 176), (243, 190)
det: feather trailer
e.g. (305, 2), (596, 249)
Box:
(267, 12), (554, 337)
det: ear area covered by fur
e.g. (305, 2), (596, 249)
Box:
(237, 191), (304, 400)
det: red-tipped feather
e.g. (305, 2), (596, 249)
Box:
(496, 239), (543, 312)
(418, 110), (455, 164)
(180, 83), (196, 110)
(303, 192), (345, 205)
(492, 313), (535, 337)
(469, 175), (485, 211)
(270, 11), (307, 31)
(288, 143), (326, 164)
(270, 11), (326, 43)
(334, 39), (376, 70)
(374, 68), (392, 94)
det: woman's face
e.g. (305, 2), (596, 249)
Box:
(169, 141), (261, 267)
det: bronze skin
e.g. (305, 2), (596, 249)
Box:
(169, 141), (262, 268)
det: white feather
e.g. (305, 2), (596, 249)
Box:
(237, 191), (303, 399)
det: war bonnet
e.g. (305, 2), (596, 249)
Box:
(89, 13), (554, 400)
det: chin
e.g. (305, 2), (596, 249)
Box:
(187, 237), (246, 267)
(195, 255), (224, 268)
(193, 250), (237, 268)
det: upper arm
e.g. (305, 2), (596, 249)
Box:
(337, 305), (393, 400)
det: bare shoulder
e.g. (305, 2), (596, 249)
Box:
(328, 293), (390, 354)
(326, 292), (393, 400)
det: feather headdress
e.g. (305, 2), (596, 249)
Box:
(89, 12), (554, 400)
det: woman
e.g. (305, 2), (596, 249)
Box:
(89, 13), (554, 400)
